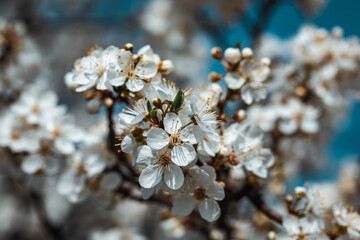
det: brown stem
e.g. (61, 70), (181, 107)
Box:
(246, 188), (282, 224)
(251, 0), (282, 47)
(230, 184), (283, 225)
(218, 89), (231, 115)
(29, 190), (65, 240)
(106, 103), (137, 179)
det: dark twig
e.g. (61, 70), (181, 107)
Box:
(229, 183), (282, 227)
(29, 190), (65, 240)
(247, 190), (283, 224)
(106, 102), (137, 179)
(250, 0), (283, 47)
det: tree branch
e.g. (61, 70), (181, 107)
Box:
(247, 190), (283, 224)
(231, 183), (283, 225)
(250, 0), (282, 47)
(106, 103), (137, 180)
(29, 190), (65, 240)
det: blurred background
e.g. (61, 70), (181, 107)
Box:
(0, 0), (359, 185)
(1, 1), (360, 239)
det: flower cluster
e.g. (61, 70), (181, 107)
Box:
(1, 12), (360, 239)
(210, 46), (271, 104)
(270, 185), (360, 240)
(65, 43), (277, 222)
(117, 79), (226, 221)
(0, 18), (42, 103)
(244, 25), (360, 184)
(65, 44), (173, 93)
(0, 85), (82, 159)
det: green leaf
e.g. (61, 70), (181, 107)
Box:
(150, 109), (158, 123)
(146, 100), (152, 112)
(170, 90), (184, 112)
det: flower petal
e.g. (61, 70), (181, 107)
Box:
(146, 128), (169, 150)
(126, 78), (144, 92)
(141, 187), (155, 200)
(181, 125), (204, 144)
(121, 134), (135, 153)
(109, 74), (126, 87)
(139, 165), (163, 188)
(75, 81), (96, 92)
(164, 113), (182, 135)
(130, 112), (146, 125)
(100, 172), (122, 191)
(224, 72), (245, 90)
(198, 199), (221, 222)
(135, 61), (157, 79)
(241, 86), (253, 104)
(163, 164), (184, 190)
(21, 155), (43, 174)
(136, 145), (154, 166)
(171, 144), (196, 166)
(55, 138), (75, 155)
(172, 196), (196, 216)
(117, 51), (132, 70)
(207, 182), (225, 201)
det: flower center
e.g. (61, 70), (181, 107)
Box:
(32, 104), (40, 114)
(294, 112), (303, 122)
(77, 164), (87, 175)
(158, 152), (171, 167)
(52, 128), (62, 138)
(297, 232), (306, 240)
(193, 187), (207, 201)
(229, 152), (239, 166)
(97, 67), (106, 77)
(169, 134), (181, 147)
(10, 128), (20, 140)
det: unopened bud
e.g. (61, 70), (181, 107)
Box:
(211, 47), (223, 60)
(241, 47), (253, 59)
(224, 47), (241, 65)
(104, 98), (113, 107)
(158, 60), (174, 74)
(295, 85), (307, 97)
(260, 57), (271, 66)
(294, 186), (307, 199)
(267, 231), (276, 240)
(86, 99), (101, 114)
(210, 229), (225, 240)
(233, 109), (247, 122)
(208, 72), (222, 82)
(124, 43), (134, 52)
(152, 98), (162, 109)
(285, 194), (293, 205)
(315, 29), (328, 42)
(332, 26), (343, 39)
